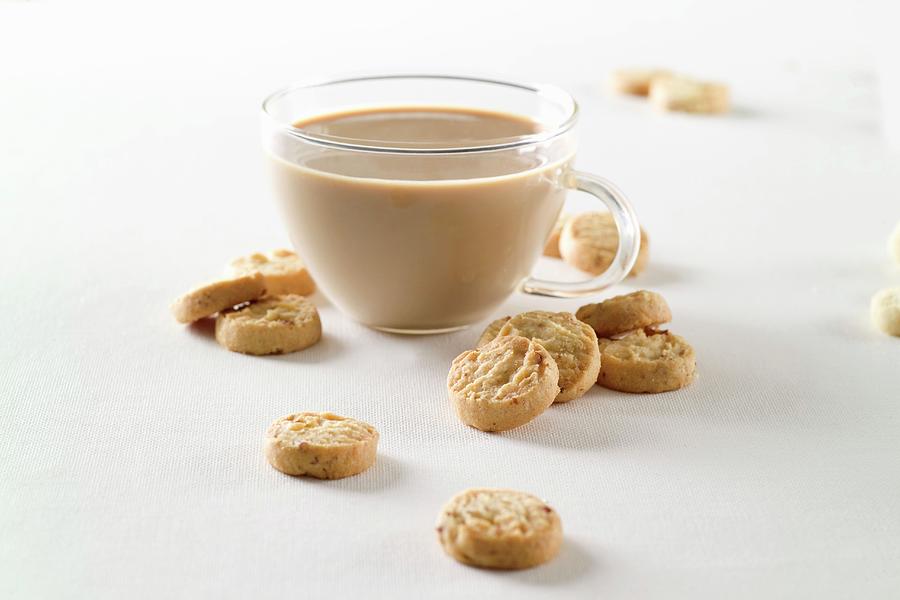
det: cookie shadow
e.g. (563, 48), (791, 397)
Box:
(267, 333), (344, 364)
(287, 455), (405, 493)
(504, 311), (858, 452)
(632, 261), (694, 288)
(506, 539), (594, 585)
(187, 317), (217, 343)
(729, 105), (763, 119)
(499, 395), (614, 451)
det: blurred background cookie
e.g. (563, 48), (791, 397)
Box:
(608, 68), (672, 96)
(649, 75), (730, 114)
(560, 211), (649, 276)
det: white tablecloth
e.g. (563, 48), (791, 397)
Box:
(2, 3), (899, 598)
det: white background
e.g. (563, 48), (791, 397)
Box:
(2, 1), (899, 598)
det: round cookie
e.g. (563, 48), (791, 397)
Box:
(215, 294), (321, 355)
(436, 488), (562, 570)
(475, 316), (510, 348)
(559, 212), (649, 277)
(542, 212), (569, 258)
(870, 287), (900, 336)
(448, 336), (559, 432)
(265, 411), (378, 479)
(228, 249), (315, 296)
(497, 311), (600, 403)
(597, 329), (695, 393)
(889, 221), (900, 265)
(649, 76), (730, 114)
(576, 290), (672, 338)
(170, 272), (266, 324)
(608, 68), (672, 96)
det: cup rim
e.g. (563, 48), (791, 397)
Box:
(261, 74), (579, 155)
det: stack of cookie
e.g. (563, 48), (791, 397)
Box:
(543, 211), (650, 277)
(577, 290), (696, 393)
(448, 311), (600, 432)
(170, 249), (322, 355)
(447, 291), (695, 433)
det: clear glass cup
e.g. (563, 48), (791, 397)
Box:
(261, 75), (640, 334)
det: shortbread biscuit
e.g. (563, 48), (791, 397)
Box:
(597, 329), (695, 393)
(649, 76), (730, 114)
(559, 212), (649, 277)
(228, 249), (315, 296)
(170, 273), (266, 323)
(436, 488), (562, 570)
(497, 311), (600, 403)
(265, 412), (378, 479)
(870, 287), (900, 336)
(476, 316), (510, 348)
(448, 336), (559, 432)
(608, 68), (672, 96)
(889, 221), (900, 265)
(576, 290), (672, 338)
(542, 212), (569, 258)
(215, 294), (321, 355)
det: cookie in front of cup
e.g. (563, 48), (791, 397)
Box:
(577, 290), (696, 393)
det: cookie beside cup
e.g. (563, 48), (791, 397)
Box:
(448, 335), (559, 432)
(215, 294), (321, 355)
(496, 311), (601, 403)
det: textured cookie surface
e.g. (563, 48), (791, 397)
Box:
(476, 316), (511, 348)
(576, 290), (672, 338)
(497, 311), (600, 403)
(870, 287), (900, 336)
(560, 212), (649, 277)
(228, 249), (315, 296)
(265, 412), (378, 479)
(170, 273), (266, 324)
(215, 294), (321, 355)
(448, 336), (559, 432)
(649, 76), (730, 114)
(436, 488), (563, 570)
(597, 329), (695, 393)
(608, 68), (672, 96)
(542, 212), (569, 258)
(890, 221), (900, 265)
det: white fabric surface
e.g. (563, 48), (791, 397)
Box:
(2, 3), (899, 598)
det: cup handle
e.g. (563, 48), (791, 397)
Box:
(521, 170), (641, 298)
